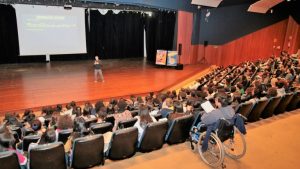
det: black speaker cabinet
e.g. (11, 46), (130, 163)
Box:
(175, 64), (184, 70)
(178, 44), (182, 56)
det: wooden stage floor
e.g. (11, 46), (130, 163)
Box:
(0, 58), (209, 114)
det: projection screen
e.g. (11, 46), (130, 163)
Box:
(14, 4), (87, 56)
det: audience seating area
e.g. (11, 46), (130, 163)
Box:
(1, 52), (300, 169)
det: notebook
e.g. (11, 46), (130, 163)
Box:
(201, 101), (215, 113)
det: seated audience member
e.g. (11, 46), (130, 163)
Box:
(22, 109), (34, 122)
(276, 81), (286, 97)
(160, 98), (174, 118)
(168, 102), (189, 121)
(111, 100), (132, 131)
(81, 105), (96, 121)
(266, 87), (278, 98)
(56, 115), (74, 142)
(96, 107), (108, 123)
(0, 124), (27, 166)
(92, 100), (105, 115)
(134, 105), (156, 142)
(201, 93), (235, 125)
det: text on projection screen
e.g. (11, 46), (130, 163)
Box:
(14, 4), (87, 56)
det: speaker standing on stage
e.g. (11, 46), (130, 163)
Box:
(94, 56), (104, 82)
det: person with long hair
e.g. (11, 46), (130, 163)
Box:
(134, 105), (156, 142)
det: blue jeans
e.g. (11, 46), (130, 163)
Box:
(94, 69), (104, 81)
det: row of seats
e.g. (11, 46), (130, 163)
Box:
(236, 92), (300, 122)
(0, 115), (195, 169)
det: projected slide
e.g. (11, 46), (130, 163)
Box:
(14, 4), (87, 56)
(155, 50), (167, 65)
(167, 51), (178, 66)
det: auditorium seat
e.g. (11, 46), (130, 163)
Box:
(191, 111), (203, 128)
(10, 126), (22, 140)
(152, 114), (162, 121)
(260, 96), (281, 119)
(91, 122), (113, 134)
(23, 128), (35, 137)
(21, 135), (41, 152)
(130, 110), (139, 117)
(0, 151), (21, 169)
(165, 115), (194, 145)
(286, 92), (300, 111)
(138, 121), (168, 152)
(118, 118), (138, 129)
(273, 93), (294, 115)
(108, 127), (138, 160)
(84, 118), (98, 128)
(105, 116), (115, 128)
(235, 102), (253, 118)
(29, 142), (67, 169)
(71, 135), (104, 169)
(58, 129), (73, 144)
(247, 99), (269, 122)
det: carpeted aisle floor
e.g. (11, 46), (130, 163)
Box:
(94, 110), (300, 169)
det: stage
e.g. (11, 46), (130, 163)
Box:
(0, 58), (209, 114)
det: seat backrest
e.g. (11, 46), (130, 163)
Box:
(108, 127), (138, 160)
(91, 122), (113, 134)
(10, 126), (22, 140)
(23, 129), (35, 137)
(247, 99), (269, 122)
(84, 118), (98, 128)
(29, 142), (66, 169)
(0, 151), (21, 169)
(118, 118), (138, 129)
(105, 116), (115, 128)
(273, 93), (294, 115)
(165, 115), (194, 145)
(152, 114), (162, 121)
(58, 129), (73, 144)
(261, 96), (281, 118)
(71, 135), (104, 169)
(286, 92), (300, 111)
(139, 121), (168, 152)
(236, 102), (253, 117)
(130, 110), (139, 117)
(23, 135), (41, 152)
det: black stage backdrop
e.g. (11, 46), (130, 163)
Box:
(0, 5), (19, 63)
(89, 10), (144, 59)
(0, 4), (176, 64)
(145, 12), (176, 62)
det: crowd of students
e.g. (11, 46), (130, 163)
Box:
(0, 51), (299, 167)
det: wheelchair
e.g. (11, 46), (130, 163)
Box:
(190, 118), (246, 168)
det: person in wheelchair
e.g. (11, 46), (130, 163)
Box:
(190, 93), (246, 152)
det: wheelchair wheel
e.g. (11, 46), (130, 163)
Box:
(198, 131), (225, 167)
(222, 126), (246, 159)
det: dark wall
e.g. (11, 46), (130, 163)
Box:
(192, 3), (290, 45)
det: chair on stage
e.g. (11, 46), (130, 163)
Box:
(107, 127), (138, 160)
(165, 115), (194, 145)
(71, 135), (104, 169)
(29, 142), (67, 169)
(138, 121), (168, 153)
(91, 122), (113, 134)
